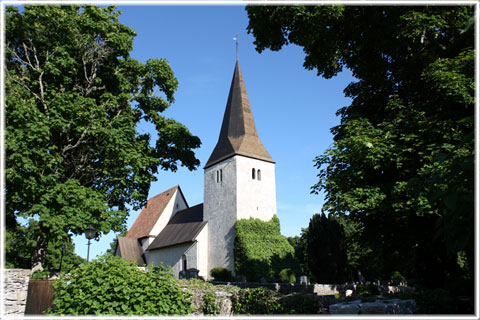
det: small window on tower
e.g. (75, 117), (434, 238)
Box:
(217, 170), (219, 183)
(252, 168), (256, 180)
(220, 169), (223, 182)
(257, 169), (261, 181)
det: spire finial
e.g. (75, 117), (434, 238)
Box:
(233, 35), (238, 61)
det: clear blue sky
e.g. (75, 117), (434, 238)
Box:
(73, 5), (355, 260)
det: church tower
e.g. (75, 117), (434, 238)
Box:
(204, 60), (277, 274)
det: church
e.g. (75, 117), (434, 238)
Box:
(115, 60), (276, 279)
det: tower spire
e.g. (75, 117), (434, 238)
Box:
(204, 60), (274, 169)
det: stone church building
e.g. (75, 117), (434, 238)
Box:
(116, 60), (276, 279)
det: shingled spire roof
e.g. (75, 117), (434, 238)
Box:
(204, 60), (274, 169)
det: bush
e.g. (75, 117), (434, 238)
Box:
(356, 283), (380, 297)
(232, 287), (282, 314)
(278, 268), (296, 283)
(234, 216), (298, 281)
(210, 267), (232, 282)
(47, 255), (195, 315)
(30, 269), (51, 280)
(391, 271), (406, 281)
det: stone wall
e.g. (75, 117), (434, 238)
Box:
(3, 269), (31, 316)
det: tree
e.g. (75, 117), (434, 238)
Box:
(6, 219), (85, 271)
(5, 5), (201, 270)
(287, 235), (309, 276)
(247, 6), (474, 288)
(303, 213), (347, 284)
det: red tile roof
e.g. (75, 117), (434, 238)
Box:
(126, 186), (178, 239)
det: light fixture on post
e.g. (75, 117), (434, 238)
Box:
(85, 225), (97, 262)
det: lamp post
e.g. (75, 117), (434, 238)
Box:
(85, 225), (97, 262)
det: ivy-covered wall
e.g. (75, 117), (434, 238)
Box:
(234, 216), (298, 282)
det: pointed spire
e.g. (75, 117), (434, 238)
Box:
(205, 61), (274, 169)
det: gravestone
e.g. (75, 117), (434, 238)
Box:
(298, 275), (310, 285)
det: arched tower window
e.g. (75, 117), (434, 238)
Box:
(252, 168), (256, 180)
(220, 169), (223, 182)
(216, 170), (219, 183)
(257, 169), (261, 181)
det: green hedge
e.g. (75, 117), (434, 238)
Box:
(234, 215), (298, 282)
(210, 267), (233, 282)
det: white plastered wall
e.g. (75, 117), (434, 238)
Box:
(203, 157), (237, 274)
(195, 224), (209, 279)
(235, 156), (276, 221)
(148, 242), (195, 278)
(141, 189), (188, 264)
(203, 155), (277, 277)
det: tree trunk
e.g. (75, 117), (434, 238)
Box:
(31, 236), (47, 272)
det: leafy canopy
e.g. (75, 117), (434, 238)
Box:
(247, 5), (474, 287)
(5, 5), (201, 266)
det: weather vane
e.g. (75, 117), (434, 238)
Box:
(233, 35), (238, 60)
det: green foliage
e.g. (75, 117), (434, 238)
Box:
(5, 219), (85, 270)
(202, 292), (221, 315)
(30, 270), (51, 280)
(279, 294), (319, 314)
(287, 235), (310, 276)
(232, 287), (282, 315)
(391, 271), (406, 282)
(105, 230), (127, 256)
(47, 255), (195, 315)
(355, 284), (380, 297)
(278, 268), (296, 283)
(210, 267), (233, 282)
(303, 213), (347, 284)
(5, 5), (201, 269)
(234, 215), (298, 282)
(247, 5), (474, 289)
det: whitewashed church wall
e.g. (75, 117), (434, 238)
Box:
(195, 225), (209, 279)
(141, 236), (156, 263)
(235, 157), (276, 221)
(150, 189), (188, 237)
(204, 157), (237, 275)
(148, 242), (197, 278)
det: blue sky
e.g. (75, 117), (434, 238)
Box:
(72, 5), (355, 260)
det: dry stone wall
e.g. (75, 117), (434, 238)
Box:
(3, 269), (31, 316)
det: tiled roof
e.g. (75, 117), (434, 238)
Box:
(147, 204), (206, 250)
(116, 237), (145, 266)
(126, 186), (178, 239)
(204, 60), (274, 169)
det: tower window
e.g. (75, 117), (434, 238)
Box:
(217, 170), (219, 183)
(257, 169), (261, 181)
(220, 169), (223, 182)
(252, 168), (256, 180)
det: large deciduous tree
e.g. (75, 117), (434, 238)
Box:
(247, 6), (474, 288)
(5, 5), (201, 270)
